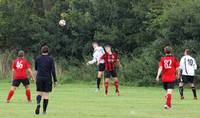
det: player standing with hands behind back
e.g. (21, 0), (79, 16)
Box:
(35, 46), (57, 115)
(156, 46), (179, 109)
(178, 49), (197, 100)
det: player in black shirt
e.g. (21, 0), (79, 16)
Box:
(35, 46), (57, 115)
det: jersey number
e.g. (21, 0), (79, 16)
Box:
(16, 61), (23, 69)
(164, 60), (172, 69)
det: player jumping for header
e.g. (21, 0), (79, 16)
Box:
(7, 50), (35, 103)
(87, 41), (105, 92)
(179, 49), (198, 100)
(100, 44), (122, 96)
(156, 46), (179, 109)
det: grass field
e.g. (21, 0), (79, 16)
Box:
(0, 81), (200, 118)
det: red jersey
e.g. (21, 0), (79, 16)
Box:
(12, 58), (31, 80)
(159, 55), (179, 82)
(101, 52), (118, 71)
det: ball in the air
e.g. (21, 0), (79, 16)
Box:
(59, 19), (66, 26)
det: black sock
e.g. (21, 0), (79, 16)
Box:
(43, 99), (49, 112)
(36, 95), (42, 105)
(179, 86), (184, 97)
(192, 87), (197, 97)
(97, 78), (101, 89)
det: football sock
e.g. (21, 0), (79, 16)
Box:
(166, 94), (172, 107)
(36, 95), (42, 105)
(97, 78), (101, 89)
(192, 87), (197, 98)
(179, 86), (184, 97)
(7, 90), (14, 101)
(105, 80), (109, 94)
(43, 99), (49, 112)
(114, 79), (119, 92)
(26, 89), (31, 101)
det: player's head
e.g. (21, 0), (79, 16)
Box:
(18, 50), (25, 58)
(164, 45), (172, 54)
(184, 49), (190, 55)
(104, 44), (112, 53)
(92, 41), (99, 49)
(41, 45), (49, 54)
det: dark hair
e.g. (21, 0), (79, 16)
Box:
(185, 49), (190, 55)
(18, 50), (24, 57)
(164, 45), (172, 54)
(41, 46), (49, 53)
(104, 43), (112, 48)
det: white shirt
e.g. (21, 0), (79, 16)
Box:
(180, 55), (197, 76)
(88, 46), (105, 64)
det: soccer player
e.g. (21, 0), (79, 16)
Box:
(156, 46), (179, 109)
(99, 44), (122, 96)
(179, 49), (197, 100)
(7, 50), (35, 103)
(87, 41), (105, 92)
(35, 46), (57, 115)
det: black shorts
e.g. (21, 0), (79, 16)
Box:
(98, 63), (105, 72)
(181, 75), (194, 83)
(36, 78), (52, 92)
(12, 79), (30, 87)
(105, 70), (117, 78)
(163, 81), (175, 90)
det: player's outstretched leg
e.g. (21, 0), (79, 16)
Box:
(114, 78), (120, 96)
(25, 86), (31, 102)
(164, 89), (172, 109)
(105, 79), (109, 96)
(35, 92), (42, 115)
(7, 87), (16, 103)
(191, 83), (197, 100)
(179, 82), (184, 100)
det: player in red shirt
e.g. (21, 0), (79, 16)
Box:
(6, 50), (35, 103)
(156, 46), (179, 109)
(100, 44), (122, 96)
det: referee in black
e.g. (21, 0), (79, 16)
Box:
(35, 46), (57, 115)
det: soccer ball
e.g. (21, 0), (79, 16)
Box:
(59, 19), (66, 26)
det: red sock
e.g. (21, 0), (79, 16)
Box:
(7, 90), (14, 101)
(166, 94), (172, 107)
(114, 79), (119, 92)
(26, 89), (31, 101)
(105, 80), (109, 94)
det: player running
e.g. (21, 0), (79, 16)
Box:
(156, 46), (179, 109)
(99, 44), (122, 96)
(87, 41), (105, 92)
(35, 46), (57, 115)
(178, 49), (198, 100)
(7, 50), (35, 103)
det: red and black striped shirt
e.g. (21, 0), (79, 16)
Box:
(101, 53), (118, 71)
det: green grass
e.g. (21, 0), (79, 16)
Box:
(0, 81), (200, 118)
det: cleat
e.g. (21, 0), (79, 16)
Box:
(116, 91), (120, 96)
(105, 91), (108, 96)
(28, 100), (32, 103)
(43, 112), (47, 115)
(35, 105), (41, 115)
(95, 88), (100, 93)
(6, 100), (10, 103)
(180, 96), (184, 100)
(164, 105), (171, 109)
(193, 97), (198, 100)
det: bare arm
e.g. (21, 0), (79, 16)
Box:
(28, 68), (35, 82)
(156, 66), (162, 81)
(11, 69), (15, 81)
(117, 59), (123, 69)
